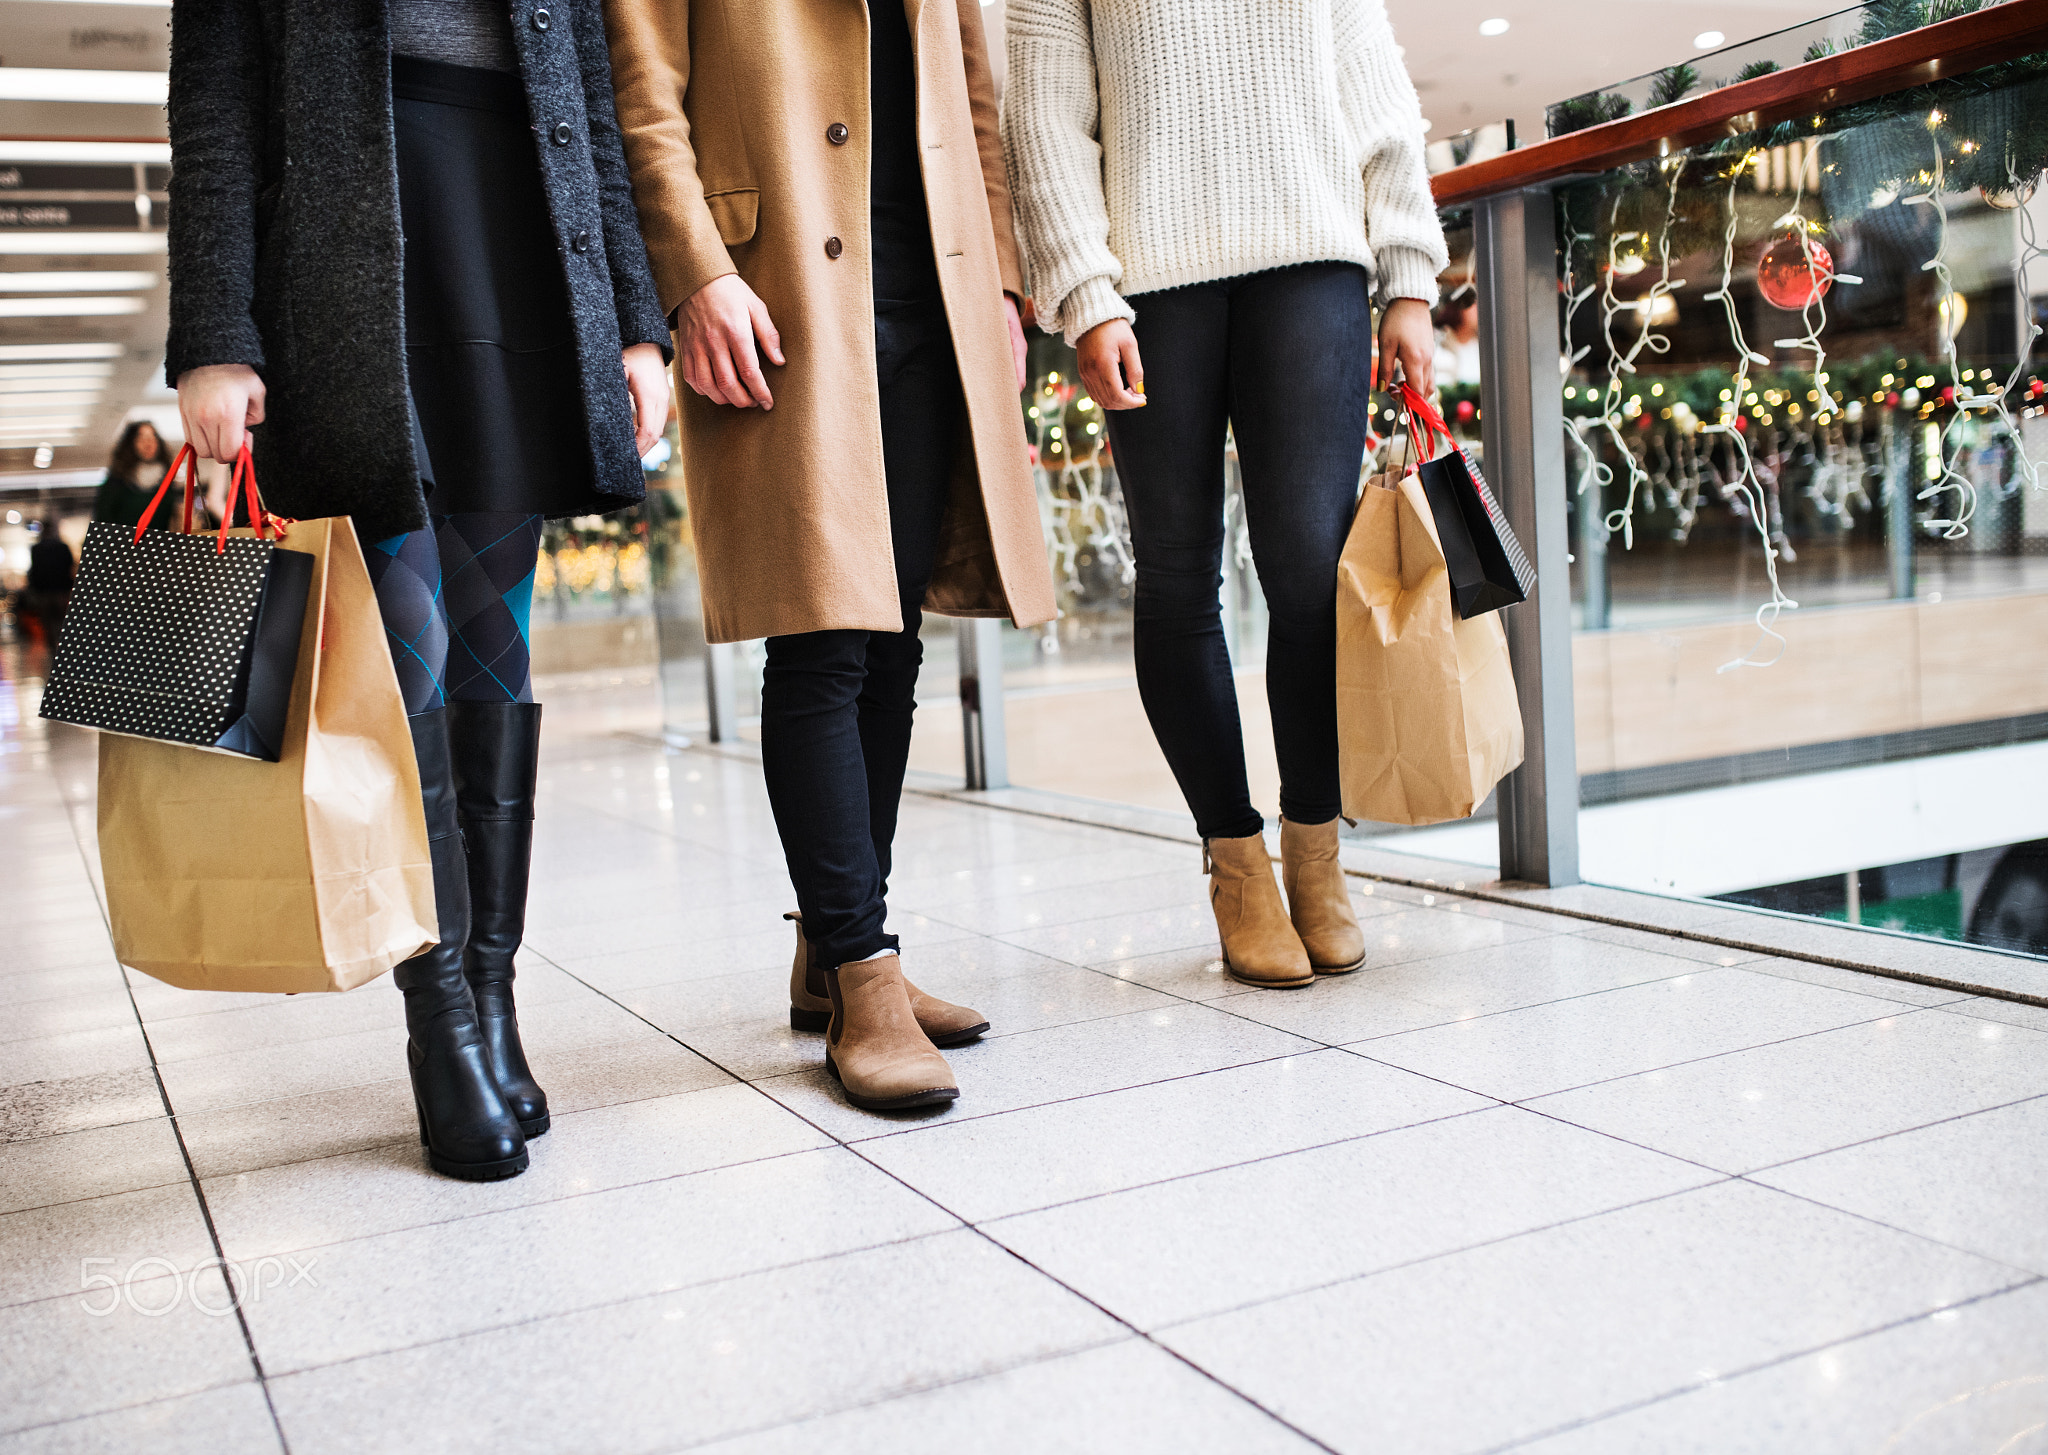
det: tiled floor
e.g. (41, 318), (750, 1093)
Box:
(6, 664), (2048, 1454)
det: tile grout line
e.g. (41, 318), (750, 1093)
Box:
(1479, 1276), (2048, 1454)
(47, 750), (295, 1455)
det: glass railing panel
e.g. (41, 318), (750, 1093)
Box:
(1546, 1), (1950, 138)
(1414, 45), (2048, 960)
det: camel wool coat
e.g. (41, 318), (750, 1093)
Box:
(603, 0), (1056, 643)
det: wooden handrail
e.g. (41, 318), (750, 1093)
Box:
(1431, 0), (2048, 207)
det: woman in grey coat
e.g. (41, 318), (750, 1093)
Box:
(169, 0), (672, 1182)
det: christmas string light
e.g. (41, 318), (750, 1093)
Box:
(1699, 153), (1800, 672)
(1905, 123), (1978, 538)
(1594, 169), (1686, 548)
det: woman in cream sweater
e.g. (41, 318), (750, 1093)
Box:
(1004, 0), (1448, 988)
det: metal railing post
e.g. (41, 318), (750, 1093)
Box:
(703, 640), (738, 744)
(1476, 185), (1580, 887)
(956, 617), (1009, 790)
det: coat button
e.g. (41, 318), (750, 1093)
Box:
(532, 7), (550, 28)
(826, 122), (849, 146)
(552, 122), (572, 145)
(824, 236), (843, 259)
(571, 230), (591, 253)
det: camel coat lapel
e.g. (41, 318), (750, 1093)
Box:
(603, 0), (1054, 643)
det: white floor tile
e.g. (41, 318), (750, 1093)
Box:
(202, 1082), (830, 1263)
(1754, 1094), (2048, 1274)
(1530, 1008), (2048, 1172)
(240, 1147), (959, 1374)
(1156, 1181), (2028, 1455)
(987, 1105), (1717, 1328)
(1514, 1282), (2048, 1454)
(0, 1269), (252, 1436)
(265, 1231), (1123, 1455)
(694, 1339), (1317, 1455)
(859, 1048), (1489, 1221)
(1354, 966), (1909, 1102)
(0, 1382), (281, 1455)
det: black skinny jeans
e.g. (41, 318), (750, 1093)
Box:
(1105, 262), (1375, 841)
(759, 301), (958, 971)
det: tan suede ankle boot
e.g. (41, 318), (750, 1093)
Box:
(785, 913), (989, 1045)
(824, 953), (959, 1111)
(1206, 833), (1314, 988)
(1280, 817), (1367, 974)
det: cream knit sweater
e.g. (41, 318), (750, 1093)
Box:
(1001, 0), (1450, 346)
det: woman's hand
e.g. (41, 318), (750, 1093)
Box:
(176, 364), (266, 461)
(1375, 297), (1436, 397)
(623, 342), (671, 456)
(675, 272), (783, 410)
(1003, 294), (1028, 392)
(1076, 318), (1145, 409)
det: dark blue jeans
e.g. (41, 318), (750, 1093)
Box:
(759, 301), (958, 971)
(1105, 262), (1375, 840)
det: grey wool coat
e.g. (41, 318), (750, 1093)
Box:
(164, 0), (671, 543)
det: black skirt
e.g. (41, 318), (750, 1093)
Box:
(393, 54), (600, 517)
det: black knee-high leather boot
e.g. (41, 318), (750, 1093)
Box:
(449, 701), (549, 1138)
(395, 709), (528, 1181)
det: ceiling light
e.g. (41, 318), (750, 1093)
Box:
(0, 419), (89, 434)
(1479, 17), (1509, 35)
(0, 392), (102, 409)
(0, 233), (167, 256)
(0, 69), (170, 105)
(0, 364), (115, 381)
(1694, 30), (1725, 48)
(0, 342), (125, 361)
(0, 297), (147, 317)
(0, 139), (170, 165)
(0, 271), (156, 293)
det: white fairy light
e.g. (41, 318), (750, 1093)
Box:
(1698, 154), (1799, 672)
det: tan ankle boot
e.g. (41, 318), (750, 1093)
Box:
(1206, 833), (1314, 988)
(785, 913), (989, 1045)
(824, 954), (960, 1110)
(1280, 817), (1367, 974)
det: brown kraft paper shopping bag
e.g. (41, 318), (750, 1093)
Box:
(1336, 468), (1524, 826)
(97, 516), (435, 992)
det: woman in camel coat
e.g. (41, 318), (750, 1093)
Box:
(604, 0), (1053, 643)
(605, 0), (1055, 1110)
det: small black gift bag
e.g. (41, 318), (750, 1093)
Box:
(40, 444), (312, 761)
(1400, 386), (1535, 619)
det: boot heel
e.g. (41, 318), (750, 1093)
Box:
(414, 1091), (429, 1147)
(790, 1006), (831, 1033)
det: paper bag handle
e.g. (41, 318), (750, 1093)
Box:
(214, 445), (294, 555)
(1396, 384), (1455, 464)
(134, 443), (202, 541)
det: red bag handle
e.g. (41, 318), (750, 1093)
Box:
(215, 444), (293, 554)
(1396, 383), (1455, 464)
(134, 442), (202, 541)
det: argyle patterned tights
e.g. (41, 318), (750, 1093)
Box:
(366, 513), (544, 714)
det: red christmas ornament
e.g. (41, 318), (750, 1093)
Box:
(1756, 233), (1834, 311)
(1455, 398), (1476, 422)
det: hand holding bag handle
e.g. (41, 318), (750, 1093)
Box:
(135, 443), (291, 553)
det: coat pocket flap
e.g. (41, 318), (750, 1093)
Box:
(705, 188), (759, 247)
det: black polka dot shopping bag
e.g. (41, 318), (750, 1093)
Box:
(69, 445), (437, 993)
(43, 445), (311, 757)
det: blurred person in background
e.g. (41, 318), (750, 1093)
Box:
(166, 0), (671, 1183)
(90, 421), (178, 530)
(23, 520), (75, 655)
(1004, 0), (1448, 990)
